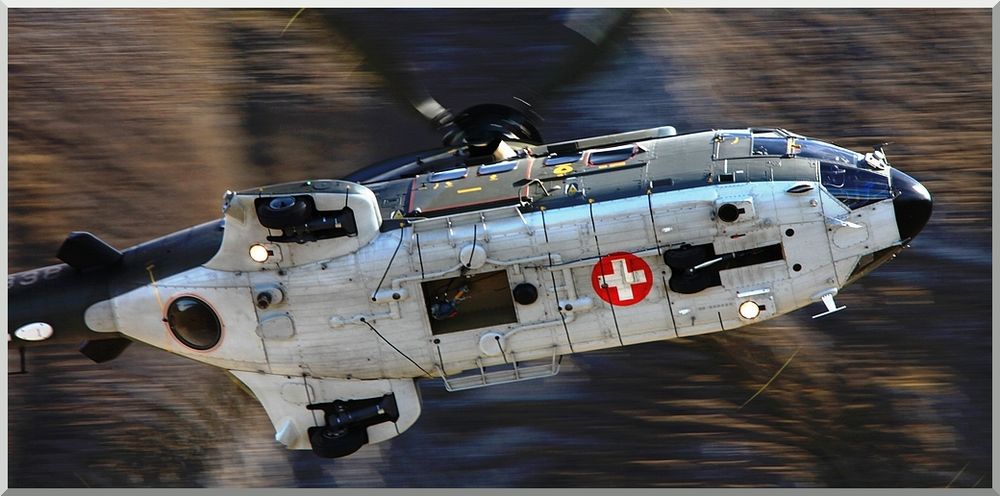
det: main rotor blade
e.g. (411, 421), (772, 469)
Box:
(316, 10), (454, 132)
(523, 9), (635, 106)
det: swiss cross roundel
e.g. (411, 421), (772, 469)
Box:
(591, 252), (654, 306)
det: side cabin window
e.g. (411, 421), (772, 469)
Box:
(421, 270), (518, 335)
(543, 153), (582, 166)
(752, 137), (789, 156)
(478, 161), (518, 175)
(714, 131), (752, 160)
(428, 168), (468, 183)
(587, 144), (637, 166)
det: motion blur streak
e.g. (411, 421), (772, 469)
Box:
(8, 9), (990, 487)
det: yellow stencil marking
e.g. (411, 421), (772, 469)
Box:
(553, 164), (574, 176)
(433, 183), (440, 190)
(146, 264), (165, 313)
(444, 181), (453, 188)
(457, 186), (482, 194)
(739, 346), (800, 410)
(489, 174), (498, 182)
(731, 136), (740, 144)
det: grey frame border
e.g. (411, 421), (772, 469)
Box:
(2, 5), (997, 495)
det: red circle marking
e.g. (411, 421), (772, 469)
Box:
(590, 252), (653, 306)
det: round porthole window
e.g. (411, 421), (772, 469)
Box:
(166, 296), (221, 350)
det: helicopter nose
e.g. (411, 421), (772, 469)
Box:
(890, 168), (933, 241)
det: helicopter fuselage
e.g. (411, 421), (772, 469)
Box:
(8, 126), (932, 456)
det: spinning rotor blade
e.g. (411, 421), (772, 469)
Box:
(312, 9), (634, 183)
(315, 10), (547, 151)
(445, 104), (544, 148)
(519, 9), (635, 109)
(316, 11), (455, 135)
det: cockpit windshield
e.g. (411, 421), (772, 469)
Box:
(752, 136), (863, 166)
(748, 131), (891, 209)
(796, 139), (863, 166)
(820, 162), (891, 209)
(751, 132), (887, 209)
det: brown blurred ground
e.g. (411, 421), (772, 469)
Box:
(7, 9), (991, 487)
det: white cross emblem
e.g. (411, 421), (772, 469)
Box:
(599, 257), (648, 301)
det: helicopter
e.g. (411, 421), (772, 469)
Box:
(7, 11), (933, 459)
(7, 114), (932, 458)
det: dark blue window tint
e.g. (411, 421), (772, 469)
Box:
(821, 162), (891, 209)
(478, 161), (518, 175)
(544, 153), (582, 166)
(167, 296), (221, 350)
(588, 146), (635, 165)
(428, 168), (468, 183)
(798, 140), (861, 166)
(752, 137), (788, 156)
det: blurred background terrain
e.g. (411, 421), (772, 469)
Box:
(7, 8), (991, 487)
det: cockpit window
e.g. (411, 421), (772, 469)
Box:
(752, 136), (862, 166)
(797, 139), (862, 166)
(820, 162), (891, 209)
(752, 137), (788, 156)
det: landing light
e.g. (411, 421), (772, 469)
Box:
(738, 301), (761, 320)
(249, 243), (271, 263)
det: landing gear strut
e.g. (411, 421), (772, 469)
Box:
(306, 394), (400, 458)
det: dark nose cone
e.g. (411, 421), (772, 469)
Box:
(891, 168), (933, 241)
